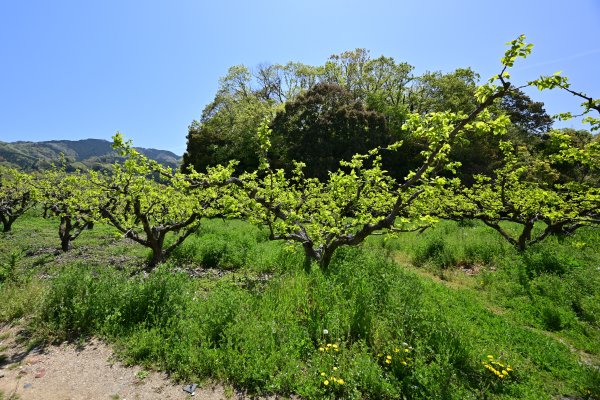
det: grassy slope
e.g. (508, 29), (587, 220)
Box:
(0, 213), (598, 399)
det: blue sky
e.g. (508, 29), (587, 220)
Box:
(1, 0), (599, 155)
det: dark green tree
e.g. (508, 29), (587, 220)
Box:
(269, 83), (392, 180)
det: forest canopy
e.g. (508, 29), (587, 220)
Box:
(181, 48), (563, 181)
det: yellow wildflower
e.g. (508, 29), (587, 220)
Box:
(321, 372), (326, 377)
(337, 379), (345, 385)
(323, 380), (329, 386)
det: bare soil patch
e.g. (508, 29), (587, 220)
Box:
(0, 324), (233, 400)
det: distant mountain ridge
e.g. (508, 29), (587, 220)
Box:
(0, 138), (182, 171)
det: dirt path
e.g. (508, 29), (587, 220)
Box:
(0, 325), (231, 400)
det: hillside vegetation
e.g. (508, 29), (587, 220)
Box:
(0, 138), (181, 171)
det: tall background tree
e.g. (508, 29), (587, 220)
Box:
(181, 49), (497, 180)
(269, 82), (391, 180)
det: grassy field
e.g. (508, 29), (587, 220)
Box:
(1, 211), (599, 399)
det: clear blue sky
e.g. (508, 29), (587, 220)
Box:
(1, 0), (599, 155)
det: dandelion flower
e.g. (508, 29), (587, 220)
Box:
(332, 344), (339, 349)
(401, 361), (407, 366)
(323, 380), (329, 386)
(321, 372), (326, 377)
(394, 348), (400, 353)
(502, 370), (508, 375)
(333, 367), (338, 371)
(327, 343), (332, 347)
(319, 347), (325, 352)
(386, 355), (392, 359)
(487, 355), (494, 360)
(385, 359), (392, 364)
(337, 379), (345, 385)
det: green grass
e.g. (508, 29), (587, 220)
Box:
(169, 219), (301, 274)
(1, 213), (599, 399)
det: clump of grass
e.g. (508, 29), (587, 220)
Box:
(521, 247), (583, 277)
(35, 263), (190, 339)
(0, 279), (46, 322)
(0, 251), (21, 284)
(413, 236), (457, 269)
(369, 220), (510, 272)
(170, 219), (294, 273)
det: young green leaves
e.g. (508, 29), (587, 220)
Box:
(0, 166), (36, 232)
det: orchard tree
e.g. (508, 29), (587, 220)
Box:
(435, 138), (598, 251)
(432, 70), (600, 251)
(531, 72), (600, 132)
(448, 88), (554, 183)
(95, 134), (237, 271)
(538, 127), (597, 185)
(38, 166), (98, 251)
(234, 85), (512, 269)
(0, 167), (36, 232)
(230, 35), (568, 268)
